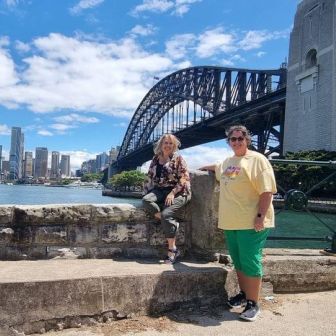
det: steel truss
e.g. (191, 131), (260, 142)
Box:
(117, 66), (287, 168)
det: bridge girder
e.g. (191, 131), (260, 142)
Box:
(114, 66), (287, 172)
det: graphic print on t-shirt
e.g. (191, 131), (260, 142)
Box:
(223, 165), (241, 183)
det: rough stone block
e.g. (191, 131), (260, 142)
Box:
(102, 223), (147, 243)
(0, 279), (103, 326)
(123, 247), (160, 259)
(13, 225), (33, 244)
(47, 247), (86, 259)
(0, 206), (14, 225)
(87, 247), (123, 258)
(13, 205), (93, 225)
(33, 225), (67, 244)
(92, 204), (146, 223)
(0, 227), (14, 243)
(69, 224), (99, 244)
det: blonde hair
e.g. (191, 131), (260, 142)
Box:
(154, 134), (181, 155)
(226, 125), (252, 146)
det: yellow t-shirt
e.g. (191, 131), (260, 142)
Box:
(215, 150), (277, 230)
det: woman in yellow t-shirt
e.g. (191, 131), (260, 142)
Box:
(200, 125), (276, 322)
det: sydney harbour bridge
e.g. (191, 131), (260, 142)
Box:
(111, 65), (287, 173)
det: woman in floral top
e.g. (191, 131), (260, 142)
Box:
(142, 133), (191, 264)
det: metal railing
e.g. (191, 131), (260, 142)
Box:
(268, 159), (336, 253)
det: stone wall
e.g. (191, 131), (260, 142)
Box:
(0, 204), (189, 260)
(0, 171), (223, 260)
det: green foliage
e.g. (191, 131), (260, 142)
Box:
(60, 179), (72, 185)
(108, 170), (146, 191)
(81, 173), (103, 183)
(273, 150), (336, 198)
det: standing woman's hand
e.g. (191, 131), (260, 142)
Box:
(254, 215), (265, 232)
(165, 192), (175, 206)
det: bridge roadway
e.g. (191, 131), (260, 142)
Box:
(113, 87), (286, 171)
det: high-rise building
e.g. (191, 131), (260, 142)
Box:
(23, 152), (33, 178)
(2, 160), (9, 179)
(60, 155), (70, 177)
(96, 152), (109, 172)
(81, 159), (96, 174)
(0, 145), (2, 173)
(109, 146), (120, 164)
(9, 127), (24, 180)
(35, 147), (48, 178)
(51, 151), (60, 179)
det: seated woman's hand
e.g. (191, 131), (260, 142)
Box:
(165, 192), (175, 206)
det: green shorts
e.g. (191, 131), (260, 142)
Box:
(224, 229), (270, 277)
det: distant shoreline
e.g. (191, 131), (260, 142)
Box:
(102, 189), (143, 199)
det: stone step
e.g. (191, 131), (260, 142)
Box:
(0, 259), (233, 335)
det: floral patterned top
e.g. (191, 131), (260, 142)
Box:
(144, 153), (191, 196)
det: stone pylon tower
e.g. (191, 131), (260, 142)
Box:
(284, 0), (336, 152)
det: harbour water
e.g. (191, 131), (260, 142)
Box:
(0, 184), (141, 206)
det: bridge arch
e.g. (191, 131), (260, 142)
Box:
(115, 65), (286, 172)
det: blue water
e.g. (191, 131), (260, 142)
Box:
(0, 184), (142, 206)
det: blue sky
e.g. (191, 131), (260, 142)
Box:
(0, 0), (299, 171)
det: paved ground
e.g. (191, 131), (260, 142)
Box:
(30, 290), (336, 336)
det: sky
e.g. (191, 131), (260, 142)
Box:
(0, 0), (300, 171)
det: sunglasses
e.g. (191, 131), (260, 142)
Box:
(229, 136), (245, 142)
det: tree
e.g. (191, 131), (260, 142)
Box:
(108, 170), (146, 191)
(81, 173), (103, 183)
(273, 150), (336, 198)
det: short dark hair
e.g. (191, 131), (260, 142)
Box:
(226, 125), (252, 146)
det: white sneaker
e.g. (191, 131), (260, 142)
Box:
(239, 300), (260, 322)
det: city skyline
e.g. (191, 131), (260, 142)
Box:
(0, 0), (299, 170)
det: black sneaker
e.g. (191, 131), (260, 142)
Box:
(239, 300), (260, 322)
(227, 291), (247, 308)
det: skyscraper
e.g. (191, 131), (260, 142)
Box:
(96, 152), (109, 172)
(0, 145), (2, 173)
(60, 155), (70, 177)
(23, 152), (33, 178)
(9, 127), (24, 180)
(51, 151), (60, 178)
(35, 147), (48, 178)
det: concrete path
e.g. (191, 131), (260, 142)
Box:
(31, 290), (336, 336)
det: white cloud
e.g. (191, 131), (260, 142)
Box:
(0, 33), (176, 115)
(70, 0), (104, 15)
(165, 34), (196, 60)
(140, 143), (232, 172)
(239, 30), (288, 51)
(131, 0), (174, 16)
(53, 113), (99, 124)
(37, 129), (53, 136)
(4, 0), (20, 7)
(0, 124), (11, 135)
(0, 47), (18, 87)
(62, 150), (98, 171)
(15, 40), (30, 53)
(131, 0), (201, 17)
(197, 28), (236, 58)
(173, 0), (202, 16)
(0, 36), (10, 48)
(50, 123), (77, 132)
(256, 51), (266, 58)
(180, 144), (232, 170)
(129, 24), (156, 37)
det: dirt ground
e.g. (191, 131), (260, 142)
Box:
(25, 290), (336, 336)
